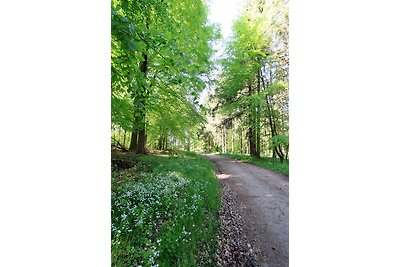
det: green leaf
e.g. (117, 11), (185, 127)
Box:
(136, 53), (145, 62)
(127, 40), (135, 51)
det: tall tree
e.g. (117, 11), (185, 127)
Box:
(211, 0), (289, 160)
(111, 0), (217, 153)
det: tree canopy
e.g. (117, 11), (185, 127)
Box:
(202, 0), (289, 161)
(111, 0), (218, 153)
(111, 0), (289, 160)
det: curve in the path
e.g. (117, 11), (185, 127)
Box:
(207, 155), (289, 267)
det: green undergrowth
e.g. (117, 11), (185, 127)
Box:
(222, 153), (289, 176)
(111, 151), (220, 266)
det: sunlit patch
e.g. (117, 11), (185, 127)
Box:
(217, 173), (232, 179)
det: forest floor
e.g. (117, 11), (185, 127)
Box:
(206, 155), (289, 267)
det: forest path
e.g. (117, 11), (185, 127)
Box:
(206, 154), (289, 267)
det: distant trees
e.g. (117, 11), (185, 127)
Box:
(206, 0), (289, 161)
(111, 0), (217, 153)
(111, 0), (289, 159)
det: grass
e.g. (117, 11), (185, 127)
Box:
(221, 153), (289, 176)
(111, 151), (220, 266)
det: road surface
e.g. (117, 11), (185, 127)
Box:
(207, 155), (289, 267)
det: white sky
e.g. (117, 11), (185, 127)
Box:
(207, 0), (246, 39)
(199, 0), (247, 104)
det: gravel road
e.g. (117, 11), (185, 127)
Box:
(207, 155), (289, 267)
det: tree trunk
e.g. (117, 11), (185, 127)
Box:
(240, 127), (243, 154)
(256, 123), (260, 157)
(231, 122), (235, 154)
(208, 133), (211, 153)
(221, 128), (224, 153)
(285, 144), (289, 161)
(158, 136), (163, 150)
(130, 53), (148, 154)
(264, 64), (285, 162)
(123, 130), (127, 148)
(222, 128), (224, 153)
(137, 129), (146, 154)
(129, 127), (138, 152)
(118, 129), (122, 145)
(255, 70), (261, 158)
(248, 127), (257, 157)
(276, 144), (285, 162)
(248, 82), (258, 157)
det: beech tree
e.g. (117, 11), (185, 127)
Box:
(111, 0), (217, 153)
(210, 0), (289, 161)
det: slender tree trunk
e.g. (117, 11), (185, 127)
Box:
(222, 128), (224, 153)
(164, 135), (168, 150)
(271, 117), (285, 162)
(285, 144), (289, 161)
(276, 144), (285, 162)
(273, 147), (279, 158)
(272, 144), (277, 158)
(231, 121), (235, 154)
(222, 127), (226, 153)
(158, 136), (162, 150)
(265, 93), (284, 161)
(225, 126), (228, 153)
(257, 71), (262, 156)
(264, 128), (268, 157)
(240, 127), (243, 154)
(248, 127), (257, 157)
(220, 128), (223, 153)
(225, 127), (228, 153)
(255, 71), (261, 158)
(129, 123), (138, 152)
(123, 130), (127, 148)
(118, 129), (122, 145)
(248, 83), (257, 157)
(208, 134), (211, 152)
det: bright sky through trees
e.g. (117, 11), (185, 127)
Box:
(199, 0), (246, 104)
(208, 0), (246, 39)
(111, 0), (288, 156)
(202, 0), (289, 160)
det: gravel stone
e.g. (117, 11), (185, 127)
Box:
(216, 182), (258, 267)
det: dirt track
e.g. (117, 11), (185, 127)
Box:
(207, 155), (289, 267)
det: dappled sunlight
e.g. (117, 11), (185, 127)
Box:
(232, 159), (246, 164)
(217, 173), (232, 180)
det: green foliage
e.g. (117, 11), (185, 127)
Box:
(111, 152), (220, 266)
(209, 0), (289, 159)
(267, 81), (288, 95)
(271, 134), (289, 149)
(222, 153), (289, 176)
(111, 0), (218, 151)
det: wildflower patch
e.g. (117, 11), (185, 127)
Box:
(111, 152), (219, 266)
